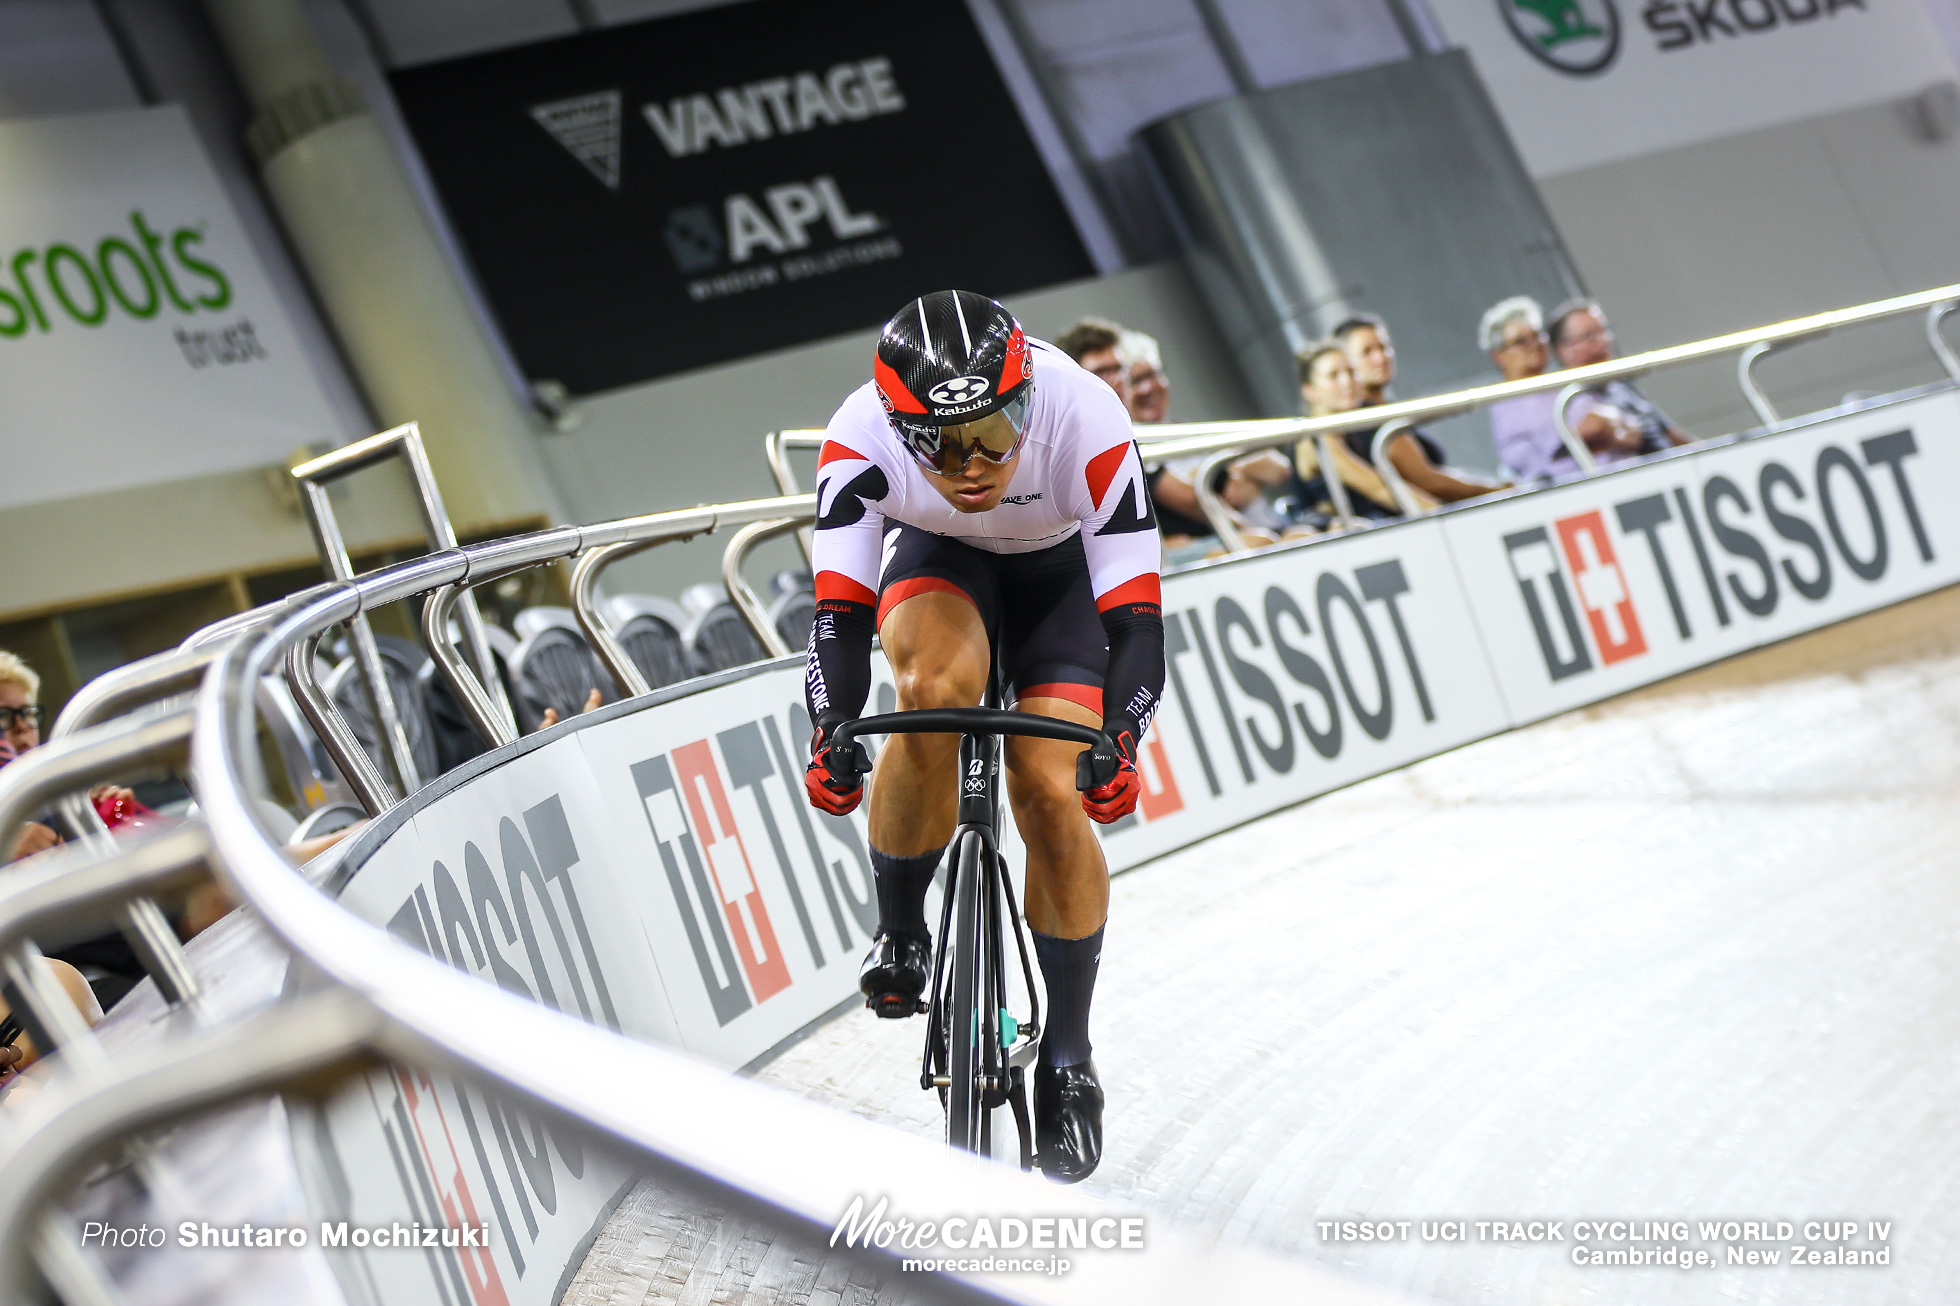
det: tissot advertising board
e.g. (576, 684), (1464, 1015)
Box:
(1425, 0), (1957, 176)
(390, 0), (1093, 396)
(0, 107), (345, 510)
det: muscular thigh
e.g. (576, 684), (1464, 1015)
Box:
(879, 590), (990, 706)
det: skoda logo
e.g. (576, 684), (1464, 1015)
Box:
(927, 375), (992, 406)
(1501, 0), (1620, 75)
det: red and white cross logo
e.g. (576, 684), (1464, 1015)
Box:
(1555, 511), (1648, 665)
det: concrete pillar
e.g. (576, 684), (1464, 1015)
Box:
(201, 0), (554, 533)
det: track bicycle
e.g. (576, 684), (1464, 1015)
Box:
(828, 689), (1118, 1163)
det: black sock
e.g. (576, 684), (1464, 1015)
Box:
(1032, 925), (1103, 1068)
(869, 845), (943, 938)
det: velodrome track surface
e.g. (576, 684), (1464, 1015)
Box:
(563, 585), (1960, 1305)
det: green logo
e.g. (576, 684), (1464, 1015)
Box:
(0, 209), (232, 339)
(1501, 0), (1620, 74)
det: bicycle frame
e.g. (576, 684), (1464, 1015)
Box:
(830, 702), (1114, 1165)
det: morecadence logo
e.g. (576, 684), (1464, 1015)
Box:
(0, 209), (231, 339)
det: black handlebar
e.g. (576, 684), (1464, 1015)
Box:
(827, 709), (1118, 792)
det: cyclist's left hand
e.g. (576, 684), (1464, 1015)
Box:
(1080, 732), (1142, 823)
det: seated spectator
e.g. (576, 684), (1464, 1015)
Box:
(1548, 298), (1693, 464)
(0, 954), (104, 1087)
(0, 649), (244, 1007)
(1057, 319), (1288, 558)
(1482, 296), (1575, 484)
(1292, 342), (1420, 521)
(1120, 328), (1170, 424)
(1333, 315), (1507, 503)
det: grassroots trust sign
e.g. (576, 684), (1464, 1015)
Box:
(0, 106), (343, 512)
(1424, 0), (1957, 176)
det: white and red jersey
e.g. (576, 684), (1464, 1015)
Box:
(811, 339), (1163, 614)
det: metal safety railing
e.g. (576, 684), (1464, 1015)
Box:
(0, 520), (1373, 1306)
(6, 282), (1960, 1300)
(1105, 283), (1960, 552)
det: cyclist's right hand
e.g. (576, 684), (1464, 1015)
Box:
(806, 722), (869, 815)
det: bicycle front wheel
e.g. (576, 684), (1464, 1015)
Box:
(945, 830), (997, 1153)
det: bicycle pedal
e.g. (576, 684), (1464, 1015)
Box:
(867, 994), (925, 1019)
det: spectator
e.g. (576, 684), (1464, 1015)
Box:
(1548, 298), (1692, 462)
(1119, 328), (1170, 424)
(0, 955), (103, 1086)
(1332, 316), (1506, 503)
(1053, 319), (1132, 412)
(1291, 342), (1414, 521)
(0, 649), (252, 1007)
(1482, 296), (1573, 484)
(1057, 319), (1285, 557)
(0, 652), (60, 863)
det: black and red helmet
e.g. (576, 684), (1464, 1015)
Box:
(874, 290), (1034, 473)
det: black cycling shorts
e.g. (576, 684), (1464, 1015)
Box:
(877, 524), (1107, 715)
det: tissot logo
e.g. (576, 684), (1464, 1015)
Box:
(1501, 0), (1621, 74)
(1555, 511), (1647, 664)
(631, 713), (879, 1026)
(1503, 430), (1932, 683)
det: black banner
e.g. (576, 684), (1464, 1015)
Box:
(391, 0), (1093, 395)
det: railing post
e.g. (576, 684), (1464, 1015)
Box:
(722, 518), (809, 658)
(1737, 340), (1783, 427)
(1551, 383), (1602, 474)
(1191, 449), (1251, 551)
(1369, 420), (1426, 517)
(1926, 301), (1960, 383)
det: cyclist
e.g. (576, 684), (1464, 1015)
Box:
(802, 289), (1164, 1183)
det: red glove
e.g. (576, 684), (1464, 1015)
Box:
(1080, 732), (1143, 824)
(805, 723), (866, 816)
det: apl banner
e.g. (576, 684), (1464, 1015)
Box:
(390, 0), (1093, 396)
(0, 107), (345, 511)
(1425, 0), (1956, 176)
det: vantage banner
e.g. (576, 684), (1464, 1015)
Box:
(0, 107), (344, 511)
(311, 391), (1960, 1305)
(390, 0), (1092, 396)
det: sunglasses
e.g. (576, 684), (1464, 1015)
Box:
(0, 705), (41, 731)
(898, 389), (1033, 477)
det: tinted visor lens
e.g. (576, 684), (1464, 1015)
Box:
(915, 389), (1031, 475)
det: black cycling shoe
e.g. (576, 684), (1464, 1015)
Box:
(858, 929), (931, 1018)
(1033, 1058), (1104, 1183)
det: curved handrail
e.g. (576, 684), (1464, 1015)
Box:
(1737, 339), (1784, 426)
(15, 284), (1960, 1301)
(1550, 382), (1602, 474)
(566, 494), (815, 700)
(0, 560), (1367, 1305)
(1928, 302), (1960, 383)
(721, 515), (812, 660)
(1169, 284), (1960, 548)
(1370, 420), (1425, 518)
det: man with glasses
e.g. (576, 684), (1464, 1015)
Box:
(1549, 298), (1692, 464)
(802, 290), (1164, 1182)
(0, 651), (60, 862)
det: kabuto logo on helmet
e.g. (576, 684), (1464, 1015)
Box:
(927, 375), (991, 406)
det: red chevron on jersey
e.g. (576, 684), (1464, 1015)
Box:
(819, 440), (868, 467)
(1095, 572), (1162, 613)
(1085, 443), (1130, 509)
